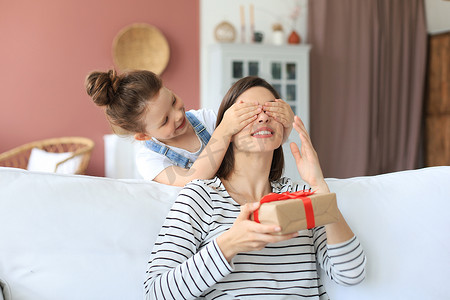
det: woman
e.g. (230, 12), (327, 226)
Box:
(145, 76), (366, 299)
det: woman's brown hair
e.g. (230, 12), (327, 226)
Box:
(215, 76), (284, 181)
(85, 69), (162, 134)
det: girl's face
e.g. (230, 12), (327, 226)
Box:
(135, 87), (187, 143)
(232, 86), (283, 153)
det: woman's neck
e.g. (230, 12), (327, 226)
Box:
(222, 151), (274, 205)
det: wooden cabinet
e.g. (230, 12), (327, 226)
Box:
(425, 33), (450, 166)
(205, 44), (311, 179)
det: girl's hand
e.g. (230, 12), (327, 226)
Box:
(263, 99), (294, 143)
(216, 202), (298, 262)
(290, 115), (329, 193)
(220, 101), (261, 138)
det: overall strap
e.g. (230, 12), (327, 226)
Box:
(145, 140), (193, 169)
(143, 111), (211, 169)
(185, 111), (211, 145)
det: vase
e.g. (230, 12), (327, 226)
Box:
(288, 30), (301, 44)
(273, 30), (284, 45)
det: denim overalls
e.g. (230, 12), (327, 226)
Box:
(144, 111), (211, 169)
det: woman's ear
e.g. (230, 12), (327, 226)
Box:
(134, 133), (151, 141)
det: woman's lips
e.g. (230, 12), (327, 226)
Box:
(251, 127), (274, 138)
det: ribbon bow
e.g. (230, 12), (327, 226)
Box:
(254, 190), (316, 229)
(260, 190), (315, 204)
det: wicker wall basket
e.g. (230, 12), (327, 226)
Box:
(0, 137), (94, 175)
(112, 23), (170, 75)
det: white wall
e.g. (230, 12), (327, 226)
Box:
(425, 0), (450, 34)
(200, 0), (308, 107)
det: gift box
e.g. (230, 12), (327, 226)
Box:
(251, 190), (339, 234)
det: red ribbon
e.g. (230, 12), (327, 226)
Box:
(253, 190), (316, 229)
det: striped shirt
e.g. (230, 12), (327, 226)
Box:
(145, 177), (366, 299)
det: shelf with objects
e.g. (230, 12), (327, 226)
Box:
(205, 43), (311, 179)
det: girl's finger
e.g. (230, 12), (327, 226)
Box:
(231, 101), (257, 112)
(238, 114), (258, 128)
(266, 112), (288, 125)
(264, 98), (286, 106)
(263, 105), (283, 113)
(238, 106), (261, 118)
(234, 106), (261, 119)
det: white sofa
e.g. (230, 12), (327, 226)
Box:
(1, 166), (449, 300)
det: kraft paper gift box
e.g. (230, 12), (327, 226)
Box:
(251, 190), (340, 235)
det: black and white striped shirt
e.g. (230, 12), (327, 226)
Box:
(145, 177), (366, 299)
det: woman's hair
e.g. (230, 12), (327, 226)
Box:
(85, 69), (162, 134)
(215, 76), (284, 181)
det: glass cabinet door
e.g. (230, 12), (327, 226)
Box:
(232, 61), (244, 78)
(229, 57), (301, 119)
(231, 60), (261, 79)
(269, 61), (299, 114)
(248, 61), (259, 76)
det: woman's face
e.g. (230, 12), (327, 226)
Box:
(231, 86), (284, 153)
(137, 87), (187, 142)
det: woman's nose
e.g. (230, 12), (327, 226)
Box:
(257, 110), (270, 123)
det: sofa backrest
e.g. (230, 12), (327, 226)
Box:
(1, 166), (450, 300)
(0, 167), (181, 300)
(323, 166), (450, 299)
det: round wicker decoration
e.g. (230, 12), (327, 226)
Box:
(214, 21), (236, 43)
(112, 23), (170, 75)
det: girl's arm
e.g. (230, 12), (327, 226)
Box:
(154, 102), (261, 186)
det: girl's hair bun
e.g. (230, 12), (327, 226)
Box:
(85, 69), (119, 107)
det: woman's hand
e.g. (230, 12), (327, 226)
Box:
(216, 202), (298, 263)
(220, 101), (261, 138)
(263, 99), (294, 143)
(290, 115), (329, 193)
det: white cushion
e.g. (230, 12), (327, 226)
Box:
(27, 148), (82, 174)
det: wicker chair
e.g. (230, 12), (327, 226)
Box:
(0, 137), (95, 175)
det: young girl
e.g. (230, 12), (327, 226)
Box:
(85, 69), (294, 186)
(145, 76), (366, 299)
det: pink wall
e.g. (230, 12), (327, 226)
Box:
(0, 0), (199, 176)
